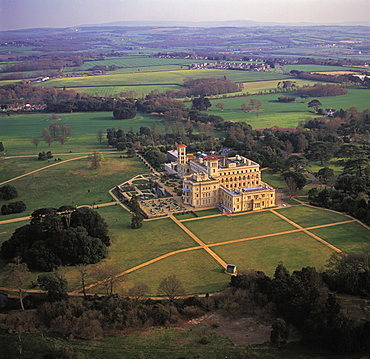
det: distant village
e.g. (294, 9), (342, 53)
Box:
(188, 61), (270, 71)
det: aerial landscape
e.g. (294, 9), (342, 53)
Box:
(0, 0), (370, 358)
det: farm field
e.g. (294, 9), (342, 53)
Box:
(71, 84), (183, 97)
(65, 56), (206, 71)
(36, 69), (290, 88)
(282, 64), (361, 73)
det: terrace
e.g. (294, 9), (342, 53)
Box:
(116, 173), (192, 218)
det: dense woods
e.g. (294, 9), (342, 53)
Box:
(1, 207), (110, 271)
(297, 83), (348, 97)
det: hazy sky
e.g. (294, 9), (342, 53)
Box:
(1, 0), (369, 31)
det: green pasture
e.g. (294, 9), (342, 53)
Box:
(275, 206), (350, 228)
(183, 211), (295, 245)
(309, 222), (370, 254)
(36, 69), (290, 88)
(0, 112), (164, 156)
(212, 231), (334, 276)
(240, 78), (325, 94)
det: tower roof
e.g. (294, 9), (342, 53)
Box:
(176, 144), (187, 148)
(205, 156), (219, 161)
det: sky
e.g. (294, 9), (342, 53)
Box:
(0, 0), (369, 31)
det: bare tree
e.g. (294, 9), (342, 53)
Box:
(96, 129), (104, 144)
(4, 257), (30, 310)
(128, 282), (150, 300)
(216, 102), (225, 111)
(57, 135), (67, 145)
(158, 274), (185, 300)
(285, 176), (298, 199)
(92, 265), (121, 295)
(42, 128), (53, 148)
(31, 137), (40, 148)
(77, 263), (88, 298)
(90, 151), (100, 170)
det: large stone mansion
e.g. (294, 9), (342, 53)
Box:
(165, 144), (276, 213)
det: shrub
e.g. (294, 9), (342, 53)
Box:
(1, 201), (26, 215)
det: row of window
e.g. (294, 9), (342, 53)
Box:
(219, 168), (258, 176)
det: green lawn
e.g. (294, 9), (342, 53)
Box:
(183, 211), (295, 244)
(117, 249), (229, 296)
(309, 222), (370, 254)
(212, 231), (334, 276)
(275, 206), (350, 228)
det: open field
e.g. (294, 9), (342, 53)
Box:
(0, 112), (164, 156)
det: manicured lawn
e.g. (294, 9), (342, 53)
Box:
(275, 206), (350, 228)
(212, 231), (335, 276)
(118, 249), (229, 296)
(309, 222), (370, 254)
(183, 211), (295, 244)
(194, 208), (222, 217)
